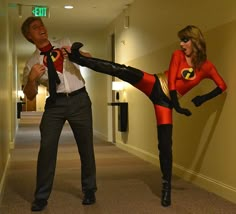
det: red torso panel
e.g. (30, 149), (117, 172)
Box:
(132, 49), (227, 125)
(166, 50), (227, 95)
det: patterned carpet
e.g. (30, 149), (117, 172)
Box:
(0, 112), (236, 214)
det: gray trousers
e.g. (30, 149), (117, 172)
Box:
(34, 89), (97, 200)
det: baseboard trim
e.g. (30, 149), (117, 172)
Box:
(93, 130), (108, 142)
(115, 140), (159, 166)
(0, 154), (11, 204)
(173, 163), (236, 204)
(115, 140), (236, 204)
(10, 141), (15, 149)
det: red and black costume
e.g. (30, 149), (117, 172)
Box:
(68, 42), (227, 207)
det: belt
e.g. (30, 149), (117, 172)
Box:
(156, 73), (170, 99)
(56, 87), (86, 97)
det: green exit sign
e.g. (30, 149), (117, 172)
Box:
(32, 6), (49, 17)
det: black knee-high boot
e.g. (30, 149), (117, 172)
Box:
(157, 124), (173, 207)
(68, 42), (143, 84)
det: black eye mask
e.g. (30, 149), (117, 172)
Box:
(180, 37), (190, 43)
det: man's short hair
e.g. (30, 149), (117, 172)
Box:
(21, 16), (43, 44)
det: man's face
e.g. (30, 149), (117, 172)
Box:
(27, 20), (48, 44)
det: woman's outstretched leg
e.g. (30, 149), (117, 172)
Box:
(68, 42), (143, 85)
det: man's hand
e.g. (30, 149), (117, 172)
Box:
(28, 63), (46, 82)
(23, 64), (45, 101)
(61, 46), (71, 57)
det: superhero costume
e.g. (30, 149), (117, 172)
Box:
(40, 43), (62, 101)
(41, 43), (64, 73)
(67, 42), (227, 207)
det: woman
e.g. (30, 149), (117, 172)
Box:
(66, 25), (227, 207)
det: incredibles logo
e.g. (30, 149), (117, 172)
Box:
(43, 49), (61, 63)
(43, 49), (64, 73)
(181, 68), (195, 80)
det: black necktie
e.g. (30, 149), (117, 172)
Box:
(40, 47), (61, 102)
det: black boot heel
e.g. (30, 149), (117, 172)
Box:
(161, 181), (171, 207)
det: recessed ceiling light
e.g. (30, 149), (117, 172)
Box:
(64, 5), (74, 9)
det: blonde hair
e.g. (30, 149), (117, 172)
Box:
(21, 16), (43, 44)
(178, 25), (207, 69)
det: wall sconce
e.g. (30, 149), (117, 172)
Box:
(124, 4), (130, 29)
(124, 15), (129, 29)
(112, 81), (124, 101)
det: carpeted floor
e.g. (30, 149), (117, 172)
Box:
(0, 112), (236, 214)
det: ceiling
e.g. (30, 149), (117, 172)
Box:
(7, 0), (134, 60)
(7, 0), (236, 65)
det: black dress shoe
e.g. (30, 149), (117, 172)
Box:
(31, 199), (48, 211)
(82, 191), (96, 205)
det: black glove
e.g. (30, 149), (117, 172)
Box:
(192, 87), (222, 107)
(170, 90), (192, 116)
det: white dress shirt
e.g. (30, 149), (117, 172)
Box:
(23, 38), (85, 93)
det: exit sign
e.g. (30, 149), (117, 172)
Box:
(32, 6), (49, 17)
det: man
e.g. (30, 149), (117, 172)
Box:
(21, 16), (97, 211)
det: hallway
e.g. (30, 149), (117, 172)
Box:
(0, 112), (236, 214)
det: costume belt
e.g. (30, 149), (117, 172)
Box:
(157, 73), (182, 99)
(157, 73), (170, 99)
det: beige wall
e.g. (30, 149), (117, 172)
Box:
(173, 21), (236, 202)
(74, 33), (109, 140)
(95, 0), (236, 204)
(0, 0), (17, 201)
